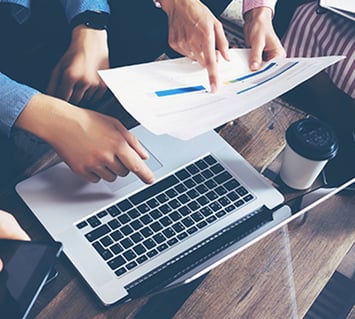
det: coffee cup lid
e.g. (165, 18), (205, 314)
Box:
(286, 118), (338, 161)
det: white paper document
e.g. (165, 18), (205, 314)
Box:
(319, 0), (355, 21)
(99, 49), (344, 140)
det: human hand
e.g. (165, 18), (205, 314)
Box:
(47, 26), (109, 105)
(159, 0), (230, 92)
(0, 210), (30, 271)
(243, 7), (286, 71)
(15, 94), (155, 184)
(0, 210), (30, 241)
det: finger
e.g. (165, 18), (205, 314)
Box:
(0, 258), (3, 272)
(88, 86), (107, 104)
(70, 83), (89, 105)
(249, 40), (265, 71)
(203, 37), (219, 93)
(84, 171), (101, 183)
(115, 121), (150, 160)
(265, 46), (287, 61)
(214, 21), (230, 61)
(119, 150), (154, 184)
(91, 166), (119, 183)
(55, 75), (74, 102)
(47, 66), (61, 96)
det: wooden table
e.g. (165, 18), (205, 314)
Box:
(1, 99), (354, 319)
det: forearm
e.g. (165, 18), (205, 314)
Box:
(14, 93), (79, 148)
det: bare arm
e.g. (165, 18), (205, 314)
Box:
(15, 94), (155, 184)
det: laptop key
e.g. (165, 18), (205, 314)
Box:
(147, 249), (158, 258)
(107, 206), (120, 217)
(195, 159), (208, 170)
(137, 255), (148, 264)
(175, 183), (187, 193)
(204, 154), (217, 165)
(143, 239), (156, 250)
(93, 242), (113, 260)
(123, 250), (136, 261)
(162, 227), (175, 238)
(115, 267), (127, 277)
(133, 244), (147, 255)
(140, 227), (153, 238)
(111, 230), (124, 241)
(110, 243), (124, 255)
(167, 238), (178, 246)
(186, 164), (199, 174)
(108, 219), (120, 230)
(85, 225), (110, 242)
(197, 220), (208, 229)
(87, 216), (101, 228)
(100, 236), (113, 247)
(117, 199), (133, 212)
(76, 221), (88, 229)
(187, 226), (198, 234)
(127, 208), (140, 219)
(130, 233), (144, 244)
(157, 243), (169, 252)
(150, 222), (163, 232)
(126, 261), (138, 270)
(172, 222), (185, 233)
(153, 233), (165, 244)
(130, 175), (179, 205)
(166, 188), (178, 198)
(224, 179), (241, 191)
(236, 186), (248, 197)
(175, 168), (190, 181)
(118, 214), (131, 224)
(97, 210), (108, 218)
(120, 238), (134, 249)
(108, 256), (126, 270)
(150, 209), (162, 220)
(244, 194), (254, 202)
(177, 232), (188, 240)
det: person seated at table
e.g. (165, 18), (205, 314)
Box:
(275, 0), (354, 134)
(0, 0), (285, 189)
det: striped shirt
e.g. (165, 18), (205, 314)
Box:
(282, 1), (355, 98)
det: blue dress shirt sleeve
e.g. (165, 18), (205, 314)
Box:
(0, 73), (39, 137)
(59, 0), (111, 23)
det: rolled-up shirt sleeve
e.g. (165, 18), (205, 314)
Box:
(0, 72), (39, 137)
(59, 0), (110, 23)
(243, 0), (277, 15)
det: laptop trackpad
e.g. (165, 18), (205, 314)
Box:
(103, 147), (162, 192)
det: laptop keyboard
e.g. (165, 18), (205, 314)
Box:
(76, 154), (255, 278)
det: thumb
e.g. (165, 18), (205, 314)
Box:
(249, 42), (264, 71)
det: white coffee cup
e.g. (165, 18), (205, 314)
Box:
(279, 118), (338, 190)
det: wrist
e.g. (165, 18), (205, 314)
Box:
(70, 10), (109, 31)
(15, 94), (76, 145)
(244, 6), (273, 24)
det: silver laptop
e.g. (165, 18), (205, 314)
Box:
(16, 125), (299, 305)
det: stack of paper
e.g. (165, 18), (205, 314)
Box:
(99, 49), (343, 140)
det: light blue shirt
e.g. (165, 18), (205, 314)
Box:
(0, 0), (110, 136)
